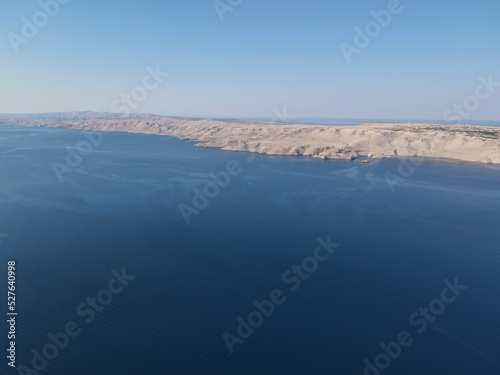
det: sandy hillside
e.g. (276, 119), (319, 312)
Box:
(1, 115), (499, 164)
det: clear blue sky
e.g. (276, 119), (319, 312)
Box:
(1, 0), (499, 120)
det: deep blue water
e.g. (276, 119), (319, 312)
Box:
(0, 126), (499, 374)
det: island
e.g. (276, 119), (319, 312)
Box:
(0, 111), (499, 164)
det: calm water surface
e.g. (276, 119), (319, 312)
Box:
(0, 126), (499, 374)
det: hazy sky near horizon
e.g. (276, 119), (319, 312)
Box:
(1, 0), (499, 120)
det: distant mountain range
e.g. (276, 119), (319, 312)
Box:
(0, 111), (168, 121)
(1, 111), (498, 127)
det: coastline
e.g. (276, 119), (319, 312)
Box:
(0, 115), (499, 164)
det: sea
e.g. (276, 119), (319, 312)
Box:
(0, 125), (499, 374)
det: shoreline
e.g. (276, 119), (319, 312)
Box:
(0, 114), (499, 165)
